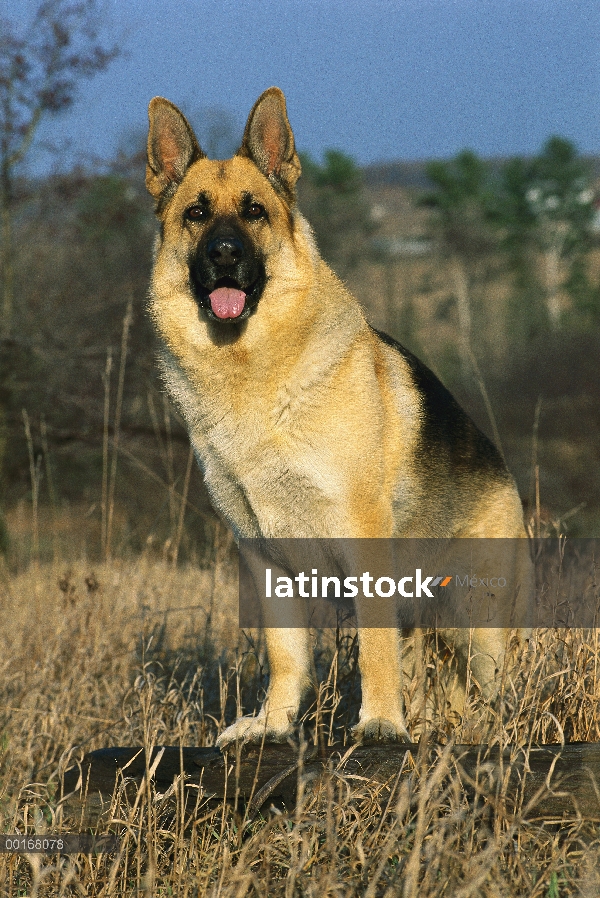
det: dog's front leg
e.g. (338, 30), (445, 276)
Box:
(216, 627), (311, 747)
(351, 625), (411, 743)
(217, 554), (311, 748)
(346, 539), (411, 743)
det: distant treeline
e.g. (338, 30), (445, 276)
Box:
(363, 155), (600, 190)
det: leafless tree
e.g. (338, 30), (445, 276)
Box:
(0, 0), (119, 337)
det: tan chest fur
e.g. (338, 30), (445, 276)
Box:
(151, 262), (421, 540)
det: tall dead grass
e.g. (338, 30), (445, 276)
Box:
(0, 538), (599, 896)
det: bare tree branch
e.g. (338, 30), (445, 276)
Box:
(0, 0), (120, 336)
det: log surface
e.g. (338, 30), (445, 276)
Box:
(61, 742), (600, 820)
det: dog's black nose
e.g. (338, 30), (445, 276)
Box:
(207, 236), (244, 267)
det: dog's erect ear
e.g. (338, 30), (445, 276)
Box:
(237, 88), (301, 201)
(146, 97), (205, 202)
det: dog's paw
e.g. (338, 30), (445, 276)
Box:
(216, 714), (293, 749)
(351, 717), (412, 744)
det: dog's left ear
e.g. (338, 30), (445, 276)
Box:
(146, 97), (205, 203)
(237, 88), (301, 201)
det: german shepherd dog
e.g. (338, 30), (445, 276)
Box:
(146, 88), (530, 745)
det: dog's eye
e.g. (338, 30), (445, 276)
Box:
(246, 203), (265, 219)
(185, 205), (207, 221)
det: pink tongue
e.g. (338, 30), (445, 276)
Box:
(209, 287), (246, 319)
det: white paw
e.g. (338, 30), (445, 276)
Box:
(216, 713), (294, 748)
(351, 717), (412, 744)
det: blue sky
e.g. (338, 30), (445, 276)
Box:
(4, 0), (599, 173)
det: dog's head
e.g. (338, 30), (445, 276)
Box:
(146, 88), (302, 325)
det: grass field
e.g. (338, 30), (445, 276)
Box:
(1, 522), (600, 896)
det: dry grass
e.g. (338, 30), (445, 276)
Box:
(0, 536), (599, 896)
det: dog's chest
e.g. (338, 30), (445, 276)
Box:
(160, 352), (346, 538)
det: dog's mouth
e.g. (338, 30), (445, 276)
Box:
(192, 274), (266, 323)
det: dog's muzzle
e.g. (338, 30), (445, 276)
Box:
(190, 228), (266, 323)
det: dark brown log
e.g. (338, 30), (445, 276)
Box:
(60, 741), (600, 821)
